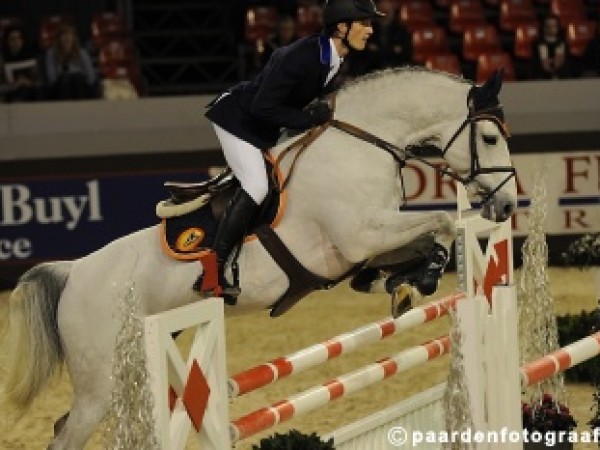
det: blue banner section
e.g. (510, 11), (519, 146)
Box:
(0, 171), (208, 263)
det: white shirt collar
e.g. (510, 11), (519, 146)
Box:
(325, 38), (343, 85)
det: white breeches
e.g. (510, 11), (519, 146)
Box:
(213, 123), (269, 204)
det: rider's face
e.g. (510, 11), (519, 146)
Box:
(340, 19), (374, 52)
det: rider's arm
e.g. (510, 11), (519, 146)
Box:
(250, 47), (320, 130)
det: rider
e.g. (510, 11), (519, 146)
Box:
(195, 0), (384, 296)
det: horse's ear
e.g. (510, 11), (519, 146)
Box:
(484, 68), (504, 95)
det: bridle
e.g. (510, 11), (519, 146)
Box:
(327, 103), (516, 206)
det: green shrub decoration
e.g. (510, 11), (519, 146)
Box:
(252, 430), (334, 450)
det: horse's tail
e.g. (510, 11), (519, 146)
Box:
(1, 261), (72, 414)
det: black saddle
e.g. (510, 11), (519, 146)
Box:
(164, 167), (235, 205)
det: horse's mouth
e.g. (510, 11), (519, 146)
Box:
(467, 182), (514, 223)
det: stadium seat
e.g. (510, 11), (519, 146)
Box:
(514, 22), (540, 59)
(245, 6), (278, 46)
(476, 51), (516, 82)
(91, 12), (128, 47)
(425, 52), (463, 75)
(412, 26), (451, 64)
(566, 19), (597, 57)
(296, 4), (323, 37)
(463, 24), (502, 61)
(399, 1), (436, 31)
(550, 0), (586, 28)
(39, 14), (74, 49)
(449, 0), (487, 34)
(499, 0), (538, 33)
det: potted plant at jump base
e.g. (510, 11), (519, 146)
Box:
(522, 393), (577, 450)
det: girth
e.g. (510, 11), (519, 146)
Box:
(255, 225), (362, 317)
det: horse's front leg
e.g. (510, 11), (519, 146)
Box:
(330, 208), (456, 297)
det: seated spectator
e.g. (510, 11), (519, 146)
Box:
(347, 0), (412, 77)
(260, 14), (298, 67)
(531, 14), (571, 80)
(582, 21), (600, 77)
(45, 24), (98, 100)
(0, 25), (43, 102)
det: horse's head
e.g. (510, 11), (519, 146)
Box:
(434, 69), (517, 223)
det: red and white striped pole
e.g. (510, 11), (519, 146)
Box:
(521, 331), (600, 387)
(228, 293), (462, 398)
(229, 335), (450, 443)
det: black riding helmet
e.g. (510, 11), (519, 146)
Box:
(323, 0), (385, 27)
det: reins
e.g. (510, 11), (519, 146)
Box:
(272, 93), (515, 206)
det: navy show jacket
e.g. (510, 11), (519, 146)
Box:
(205, 34), (341, 150)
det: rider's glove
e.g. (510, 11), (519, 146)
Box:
(306, 101), (333, 126)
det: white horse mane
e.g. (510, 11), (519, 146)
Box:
(333, 67), (474, 139)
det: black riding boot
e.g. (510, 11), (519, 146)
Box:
(198, 189), (259, 296)
(417, 243), (449, 295)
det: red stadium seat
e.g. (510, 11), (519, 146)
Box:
(566, 19), (597, 57)
(550, 0), (586, 28)
(425, 52), (463, 75)
(296, 5), (323, 37)
(463, 24), (502, 61)
(91, 12), (128, 47)
(476, 51), (516, 82)
(499, 0), (538, 33)
(245, 6), (278, 45)
(449, 0), (487, 34)
(514, 22), (540, 59)
(412, 26), (451, 64)
(399, 1), (436, 31)
(39, 14), (74, 49)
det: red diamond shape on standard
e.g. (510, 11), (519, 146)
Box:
(182, 359), (211, 432)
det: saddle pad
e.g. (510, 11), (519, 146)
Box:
(160, 205), (218, 260)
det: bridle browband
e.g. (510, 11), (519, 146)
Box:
(328, 102), (516, 206)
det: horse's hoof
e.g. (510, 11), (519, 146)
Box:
(416, 278), (439, 296)
(391, 284), (413, 318)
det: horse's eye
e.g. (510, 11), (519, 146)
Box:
(482, 134), (497, 146)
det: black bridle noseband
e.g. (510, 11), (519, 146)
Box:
(329, 103), (516, 206)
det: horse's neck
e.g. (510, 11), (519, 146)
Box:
(334, 70), (469, 147)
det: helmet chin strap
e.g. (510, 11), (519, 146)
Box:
(340, 21), (354, 53)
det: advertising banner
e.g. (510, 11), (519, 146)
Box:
(403, 151), (600, 237)
(0, 171), (206, 265)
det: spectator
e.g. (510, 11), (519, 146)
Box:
(581, 21), (600, 77)
(0, 25), (43, 102)
(260, 14), (298, 67)
(531, 14), (571, 79)
(45, 24), (98, 100)
(347, 0), (412, 77)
